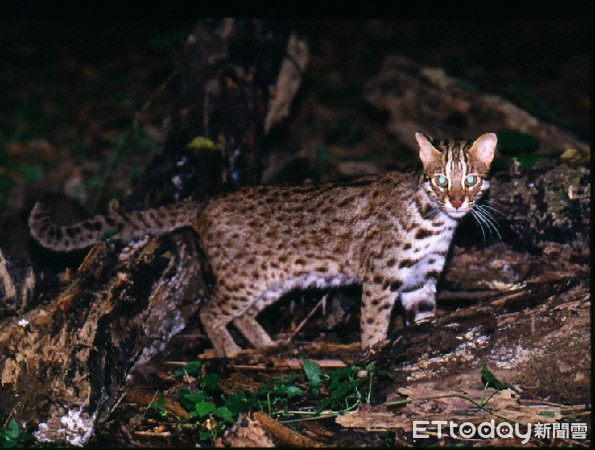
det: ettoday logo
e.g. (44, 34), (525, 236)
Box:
(413, 420), (588, 443)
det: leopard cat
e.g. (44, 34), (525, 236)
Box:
(29, 132), (497, 357)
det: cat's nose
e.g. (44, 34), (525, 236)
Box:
(451, 199), (463, 208)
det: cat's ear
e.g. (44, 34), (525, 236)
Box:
(469, 133), (497, 165)
(415, 132), (441, 167)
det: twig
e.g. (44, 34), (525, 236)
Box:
(163, 361), (190, 366)
(490, 290), (529, 307)
(109, 391), (127, 416)
(141, 390), (160, 420)
(556, 438), (591, 448)
(2, 404), (18, 428)
(384, 394), (529, 426)
(232, 358), (346, 371)
(254, 411), (330, 447)
(133, 430), (172, 438)
(288, 294), (328, 341)
(517, 399), (589, 410)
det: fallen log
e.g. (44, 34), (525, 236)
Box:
(0, 19), (307, 445)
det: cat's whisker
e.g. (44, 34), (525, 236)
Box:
(480, 202), (506, 216)
(473, 208), (494, 244)
(472, 208), (495, 239)
(477, 205), (503, 232)
(474, 205), (503, 242)
(470, 209), (487, 247)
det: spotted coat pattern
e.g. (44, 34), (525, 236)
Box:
(29, 132), (497, 357)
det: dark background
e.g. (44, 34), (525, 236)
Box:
(0, 18), (590, 260)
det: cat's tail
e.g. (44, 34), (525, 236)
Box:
(29, 200), (200, 251)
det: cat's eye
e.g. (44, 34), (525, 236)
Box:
(435, 175), (447, 187)
(465, 175), (478, 186)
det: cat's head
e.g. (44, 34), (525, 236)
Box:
(416, 132), (497, 219)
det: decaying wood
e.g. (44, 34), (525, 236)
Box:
(360, 239), (590, 424)
(0, 19), (304, 446)
(363, 54), (589, 158)
(0, 249), (56, 316)
(0, 232), (205, 444)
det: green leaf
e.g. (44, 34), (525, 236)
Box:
(199, 430), (214, 441)
(500, 85), (559, 124)
(19, 164), (44, 182)
(187, 136), (217, 150)
(329, 366), (359, 391)
(101, 227), (120, 241)
(326, 115), (363, 146)
(538, 411), (556, 418)
(301, 357), (322, 387)
(513, 153), (540, 168)
(481, 362), (519, 393)
(495, 129), (540, 156)
(0, 173), (15, 198)
(377, 369), (393, 379)
(246, 395), (265, 411)
(6, 418), (19, 440)
(285, 385), (303, 401)
(194, 401), (216, 418)
(149, 397), (166, 410)
(271, 383), (303, 399)
(175, 360), (201, 377)
(214, 406), (234, 423)
(225, 393), (249, 415)
(315, 144), (331, 162)
(330, 378), (364, 402)
(202, 373), (221, 393)
(178, 389), (208, 411)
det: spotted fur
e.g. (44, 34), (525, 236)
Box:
(29, 132), (497, 357)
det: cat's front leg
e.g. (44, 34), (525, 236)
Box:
(359, 276), (401, 349)
(400, 278), (437, 324)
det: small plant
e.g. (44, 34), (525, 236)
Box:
(0, 418), (35, 448)
(19, 164), (44, 182)
(480, 362), (519, 406)
(166, 358), (389, 444)
(148, 397), (168, 417)
(495, 129), (540, 157)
